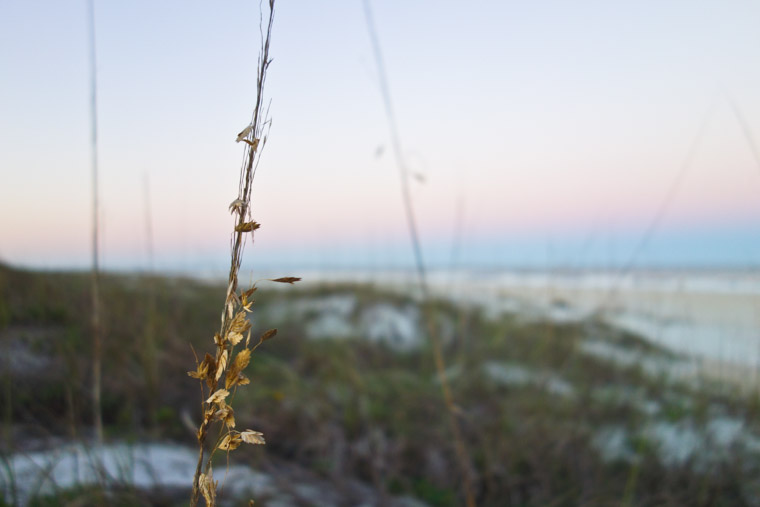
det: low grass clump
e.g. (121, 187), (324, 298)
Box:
(3, 266), (760, 505)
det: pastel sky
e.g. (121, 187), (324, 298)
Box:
(2, 1), (760, 273)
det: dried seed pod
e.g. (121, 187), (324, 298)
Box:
(215, 350), (228, 381)
(241, 430), (266, 445)
(235, 221), (261, 233)
(242, 138), (260, 150)
(269, 277), (301, 284)
(206, 389), (229, 404)
(236, 125), (253, 142)
(219, 432), (243, 451)
(228, 199), (247, 214)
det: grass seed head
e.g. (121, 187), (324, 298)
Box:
(236, 125), (253, 142)
(219, 433), (243, 451)
(260, 328), (277, 342)
(215, 350), (228, 382)
(269, 277), (301, 284)
(235, 221), (261, 233)
(199, 471), (216, 506)
(241, 430), (266, 445)
(228, 199), (247, 215)
(206, 388), (230, 405)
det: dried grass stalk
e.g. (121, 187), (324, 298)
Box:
(362, 1), (476, 504)
(188, 2), (297, 505)
(86, 0), (104, 447)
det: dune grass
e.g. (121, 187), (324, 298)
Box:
(3, 264), (760, 505)
(184, 1), (302, 505)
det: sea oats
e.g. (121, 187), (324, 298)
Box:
(188, 2), (299, 505)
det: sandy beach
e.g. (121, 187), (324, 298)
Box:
(299, 268), (760, 388)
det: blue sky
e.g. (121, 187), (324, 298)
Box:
(2, 1), (760, 272)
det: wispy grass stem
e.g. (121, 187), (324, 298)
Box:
(189, 3), (296, 505)
(362, 2), (476, 504)
(86, 0), (103, 447)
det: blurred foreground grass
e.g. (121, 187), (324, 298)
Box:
(1, 264), (760, 506)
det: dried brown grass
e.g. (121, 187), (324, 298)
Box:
(187, 2), (298, 505)
(362, 1), (476, 504)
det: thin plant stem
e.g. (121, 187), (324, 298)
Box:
(0, 276), (15, 507)
(727, 94), (760, 175)
(142, 173), (159, 433)
(86, 0), (104, 447)
(190, 3), (279, 505)
(607, 98), (716, 303)
(362, 2), (476, 505)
